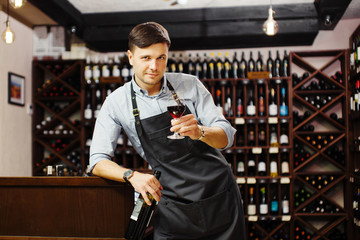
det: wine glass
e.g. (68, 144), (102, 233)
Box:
(167, 93), (186, 139)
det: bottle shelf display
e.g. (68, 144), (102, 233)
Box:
(349, 24), (360, 236)
(32, 60), (83, 176)
(31, 49), (353, 239)
(291, 50), (349, 240)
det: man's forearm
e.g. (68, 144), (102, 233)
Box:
(199, 126), (228, 149)
(92, 159), (129, 182)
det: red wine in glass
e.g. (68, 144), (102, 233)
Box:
(168, 105), (186, 118)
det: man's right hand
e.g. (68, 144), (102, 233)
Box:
(129, 171), (163, 205)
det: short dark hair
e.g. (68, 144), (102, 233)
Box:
(128, 22), (171, 52)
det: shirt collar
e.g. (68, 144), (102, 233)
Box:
(130, 74), (168, 97)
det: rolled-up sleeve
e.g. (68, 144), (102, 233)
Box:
(89, 97), (122, 171)
(191, 78), (236, 149)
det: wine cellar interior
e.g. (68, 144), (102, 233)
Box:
(1, 1), (360, 240)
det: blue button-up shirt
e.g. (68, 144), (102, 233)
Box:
(89, 72), (236, 170)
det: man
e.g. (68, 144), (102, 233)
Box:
(90, 22), (245, 240)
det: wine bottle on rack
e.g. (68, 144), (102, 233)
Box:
(258, 82), (266, 116)
(279, 119), (289, 146)
(248, 186), (256, 216)
(282, 50), (290, 77)
(259, 184), (268, 215)
(112, 55), (121, 77)
(281, 185), (290, 215)
(232, 52), (240, 79)
(270, 182), (279, 215)
(270, 156), (278, 177)
(168, 54), (177, 73)
(258, 120), (266, 146)
(92, 56), (101, 83)
(216, 52), (224, 79)
(125, 170), (161, 240)
(248, 51), (255, 73)
(186, 54), (195, 75)
(237, 150), (245, 176)
(208, 53), (215, 79)
(354, 187), (360, 226)
(258, 154), (267, 176)
(202, 53), (209, 79)
(102, 56), (110, 78)
(279, 81), (289, 116)
(248, 154), (256, 176)
(267, 51), (274, 78)
(274, 50), (281, 78)
(224, 84), (233, 117)
(256, 51), (263, 72)
(269, 86), (278, 116)
(224, 52), (231, 79)
(248, 120), (256, 146)
(247, 83), (256, 116)
(177, 54), (184, 73)
(270, 126), (279, 147)
(84, 91), (93, 120)
(280, 150), (290, 176)
(194, 53), (202, 79)
(239, 51), (247, 78)
(84, 56), (93, 84)
(236, 86), (244, 117)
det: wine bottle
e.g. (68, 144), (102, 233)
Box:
(270, 126), (279, 147)
(279, 119), (289, 146)
(232, 52), (240, 79)
(267, 52), (274, 79)
(236, 85), (244, 117)
(259, 185), (268, 215)
(94, 88), (102, 118)
(224, 52), (231, 79)
(202, 53), (209, 79)
(248, 154), (256, 176)
(258, 120), (266, 146)
(208, 52), (215, 79)
(248, 51), (255, 73)
(354, 187), (360, 226)
(186, 53), (195, 75)
(216, 52), (224, 79)
(247, 82), (256, 116)
(112, 55), (121, 77)
(282, 50), (290, 77)
(258, 82), (266, 116)
(274, 50), (281, 78)
(84, 90), (93, 120)
(121, 55), (131, 82)
(125, 170), (161, 240)
(92, 56), (101, 83)
(281, 185), (290, 215)
(256, 51), (263, 72)
(237, 150), (245, 176)
(270, 182), (279, 215)
(177, 54), (184, 73)
(279, 82), (289, 116)
(247, 120), (256, 146)
(84, 56), (93, 84)
(248, 186), (256, 216)
(194, 53), (202, 79)
(102, 56), (110, 78)
(269, 86), (278, 116)
(270, 156), (278, 177)
(280, 150), (290, 176)
(258, 154), (267, 176)
(239, 51), (247, 78)
(224, 84), (233, 117)
(168, 53), (177, 73)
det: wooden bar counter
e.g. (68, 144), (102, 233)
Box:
(0, 177), (133, 239)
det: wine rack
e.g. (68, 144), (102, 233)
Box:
(32, 60), (83, 176)
(349, 24), (360, 235)
(291, 50), (349, 240)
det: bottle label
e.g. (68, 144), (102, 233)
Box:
(248, 204), (256, 215)
(102, 67), (110, 78)
(269, 104), (278, 116)
(280, 105), (289, 116)
(122, 68), (130, 78)
(282, 200), (290, 214)
(84, 109), (92, 120)
(281, 161), (289, 174)
(280, 134), (289, 145)
(260, 204), (268, 214)
(271, 201), (279, 212)
(248, 159), (255, 167)
(112, 66), (120, 77)
(258, 162), (266, 172)
(237, 161), (245, 173)
(130, 198), (144, 221)
(247, 105), (256, 116)
(270, 161), (278, 174)
(85, 66), (92, 79)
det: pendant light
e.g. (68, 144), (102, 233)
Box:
(262, 0), (279, 36)
(2, 0), (16, 44)
(9, 0), (26, 9)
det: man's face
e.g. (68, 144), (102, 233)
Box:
(128, 42), (168, 95)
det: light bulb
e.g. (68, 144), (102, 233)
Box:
(263, 7), (279, 36)
(2, 22), (15, 44)
(9, 0), (26, 9)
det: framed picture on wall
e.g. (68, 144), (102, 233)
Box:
(8, 72), (25, 106)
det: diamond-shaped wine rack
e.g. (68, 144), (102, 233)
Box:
(290, 50), (348, 240)
(32, 60), (83, 176)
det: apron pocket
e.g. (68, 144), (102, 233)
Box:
(157, 187), (236, 237)
(148, 126), (194, 162)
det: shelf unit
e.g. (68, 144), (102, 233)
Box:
(32, 60), (84, 176)
(291, 50), (349, 240)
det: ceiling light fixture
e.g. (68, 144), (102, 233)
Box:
(262, 0), (279, 36)
(9, 0), (26, 9)
(2, 0), (16, 44)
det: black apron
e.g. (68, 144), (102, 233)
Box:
(130, 81), (245, 240)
